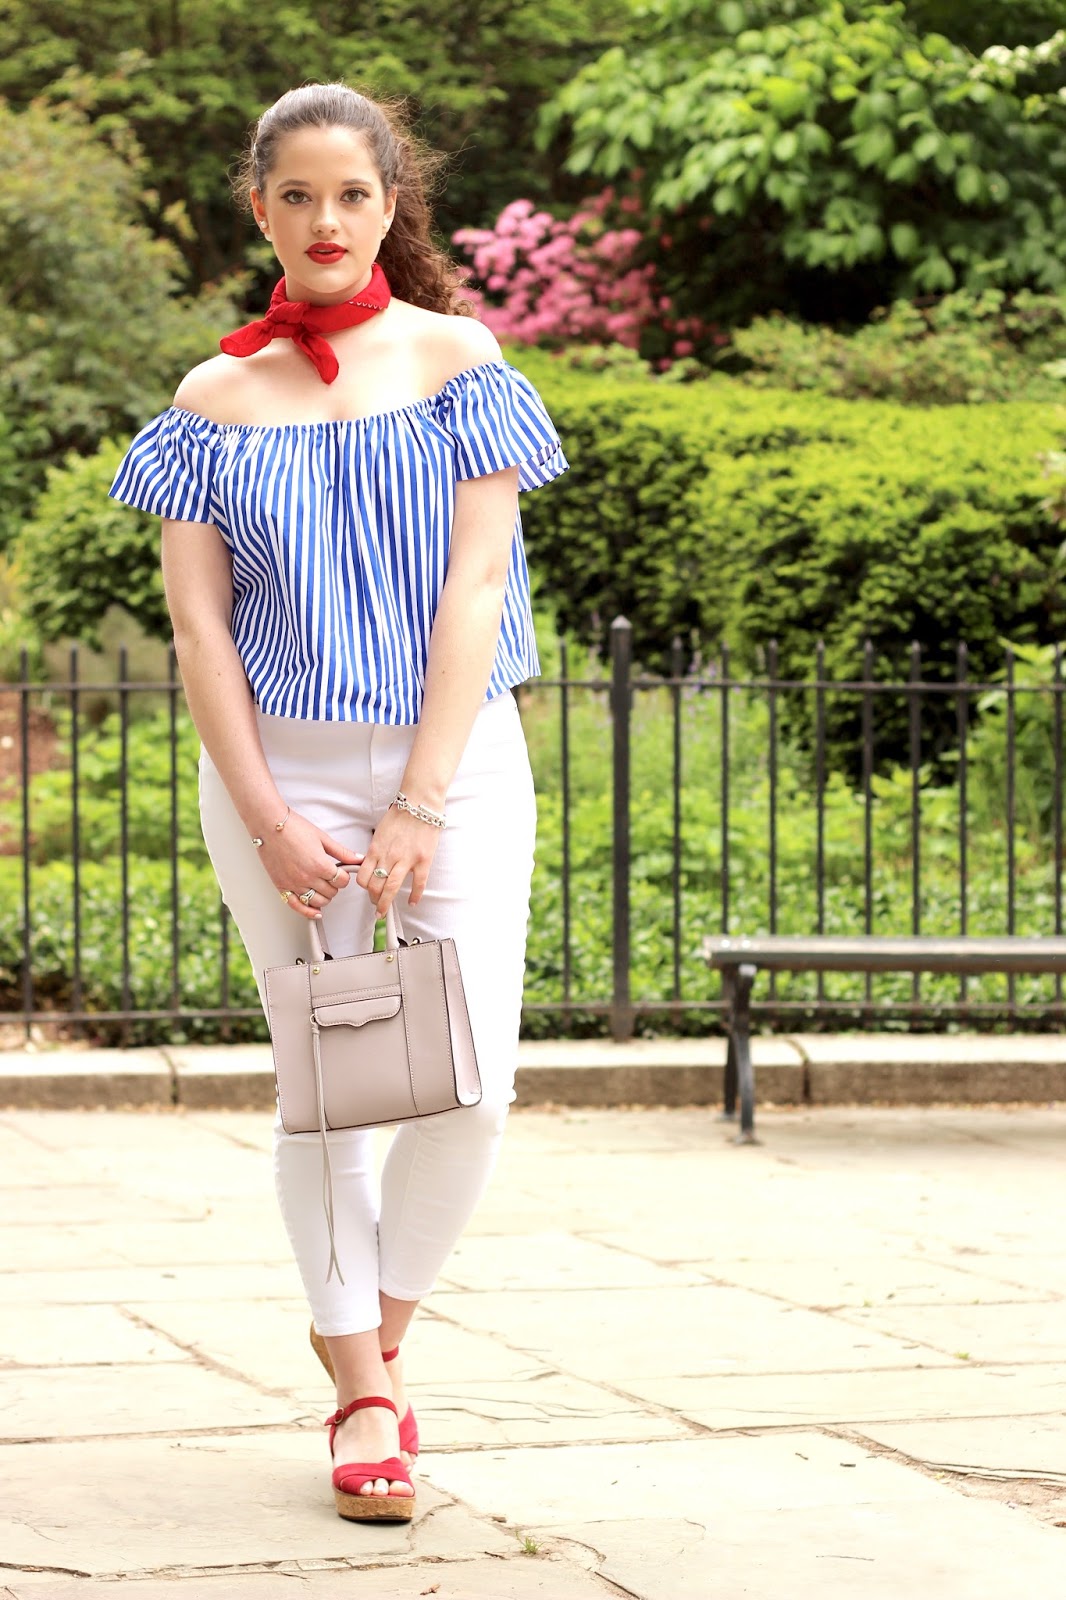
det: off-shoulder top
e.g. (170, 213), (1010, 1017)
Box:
(109, 361), (567, 723)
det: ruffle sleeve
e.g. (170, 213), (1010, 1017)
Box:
(437, 363), (568, 491)
(108, 407), (219, 523)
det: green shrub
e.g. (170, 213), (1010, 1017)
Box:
(731, 292), (1066, 405)
(16, 442), (169, 649)
(544, 1), (1066, 329)
(514, 350), (1064, 766)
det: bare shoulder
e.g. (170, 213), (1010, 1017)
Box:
(172, 355), (255, 423)
(394, 304), (503, 390)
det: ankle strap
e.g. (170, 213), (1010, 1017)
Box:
(381, 1345), (400, 1363)
(326, 1394), (398, 1429)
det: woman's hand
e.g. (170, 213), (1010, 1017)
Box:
(356, 807), (442, 919)
(256, 811), (362, 920)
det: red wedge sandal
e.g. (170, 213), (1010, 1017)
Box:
(326, 1395), (415, 1522)
(310, 1324), (420, 1460)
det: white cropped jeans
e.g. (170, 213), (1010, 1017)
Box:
(198, 694), (536, 1334)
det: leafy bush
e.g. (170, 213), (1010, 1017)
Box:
(16, 442), (169, 648)
(731, 291), (1066, 404)
(543, 0), (1066, 328)
(514, 351), (1064, 766)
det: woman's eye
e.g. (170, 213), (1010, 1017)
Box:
(343, 189), (368, 203)
(281, 191), (308, 204)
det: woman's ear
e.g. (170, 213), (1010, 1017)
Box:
(250, 187), (270, 238)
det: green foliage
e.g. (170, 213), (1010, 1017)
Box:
(0, 0), (630, 292)
(511, 349), (1063, 765)
(543, 0), (1066, 327)
(963, 642), (1065, 840)
(730, 290), (1066, 403)
(905, 1), (1066, 54)
(3, 675), (1058, 1041)
(15, 442), (168, 648)
(0, 855), (264, 1044)
(9, 702), (202, 867)
(520, 661), (1064, 1034)
(0, 102), (237, 547)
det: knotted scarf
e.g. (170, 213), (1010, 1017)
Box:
(219, 263), (391, 384)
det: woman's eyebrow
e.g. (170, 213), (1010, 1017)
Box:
(275, 175), (376, 186)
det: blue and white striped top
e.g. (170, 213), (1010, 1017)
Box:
(109, 361), (567, 723)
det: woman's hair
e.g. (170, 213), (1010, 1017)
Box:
(234, 83), (473, 317)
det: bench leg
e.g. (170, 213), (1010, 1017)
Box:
(720, 963), (758, 1144)
(722, 970), (738, 1117)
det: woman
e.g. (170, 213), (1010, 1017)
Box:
(110, 82), (566, 1522)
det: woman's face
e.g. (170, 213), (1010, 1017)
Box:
(251, 125), (397, 304)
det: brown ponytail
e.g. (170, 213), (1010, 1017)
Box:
(234, 84), (474, 317)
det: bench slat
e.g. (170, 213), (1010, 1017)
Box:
(705, 935), (1066, 976)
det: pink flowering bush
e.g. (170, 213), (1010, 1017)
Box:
(454, 191), (712, 364)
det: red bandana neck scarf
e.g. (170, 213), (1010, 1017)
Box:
(219, 263), (391, 384)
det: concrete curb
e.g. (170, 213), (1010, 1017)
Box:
(1, 1033), (1065, 1110)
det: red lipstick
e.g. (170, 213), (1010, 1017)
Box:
(306, 244), (346, 263)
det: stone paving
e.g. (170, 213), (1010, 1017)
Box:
(1, 1102), (1064, 1599)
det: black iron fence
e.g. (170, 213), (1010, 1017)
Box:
(1, 622), (1063, 1043)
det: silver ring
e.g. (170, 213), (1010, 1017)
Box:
(328, 869), (342, 886)
(298, 888), (316, 906)
(372, 867), (389, 881)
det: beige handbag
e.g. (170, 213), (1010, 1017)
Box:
(264, 907), (481, 1280)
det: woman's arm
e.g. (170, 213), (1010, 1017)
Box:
(356, 465), (520, 917)
(161, 518), (361, 918)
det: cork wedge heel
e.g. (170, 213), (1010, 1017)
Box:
(311, 1323), (420, 1460)
(327, 1395), (415, 1522)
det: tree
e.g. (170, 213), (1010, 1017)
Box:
(0, 101), (237, 547)
(0, 0), (630, 293)
(542, 0), (1066, 327)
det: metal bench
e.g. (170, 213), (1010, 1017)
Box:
(704, 935), (1066, 1141)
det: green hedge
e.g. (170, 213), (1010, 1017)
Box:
(514, 350), (1063, 766)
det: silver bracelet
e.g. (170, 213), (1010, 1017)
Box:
(391, 791), (447, 829)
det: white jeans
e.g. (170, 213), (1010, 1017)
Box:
(198, 694), (536, 1334)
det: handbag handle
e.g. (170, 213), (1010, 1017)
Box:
(307, 903), (405, 965)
